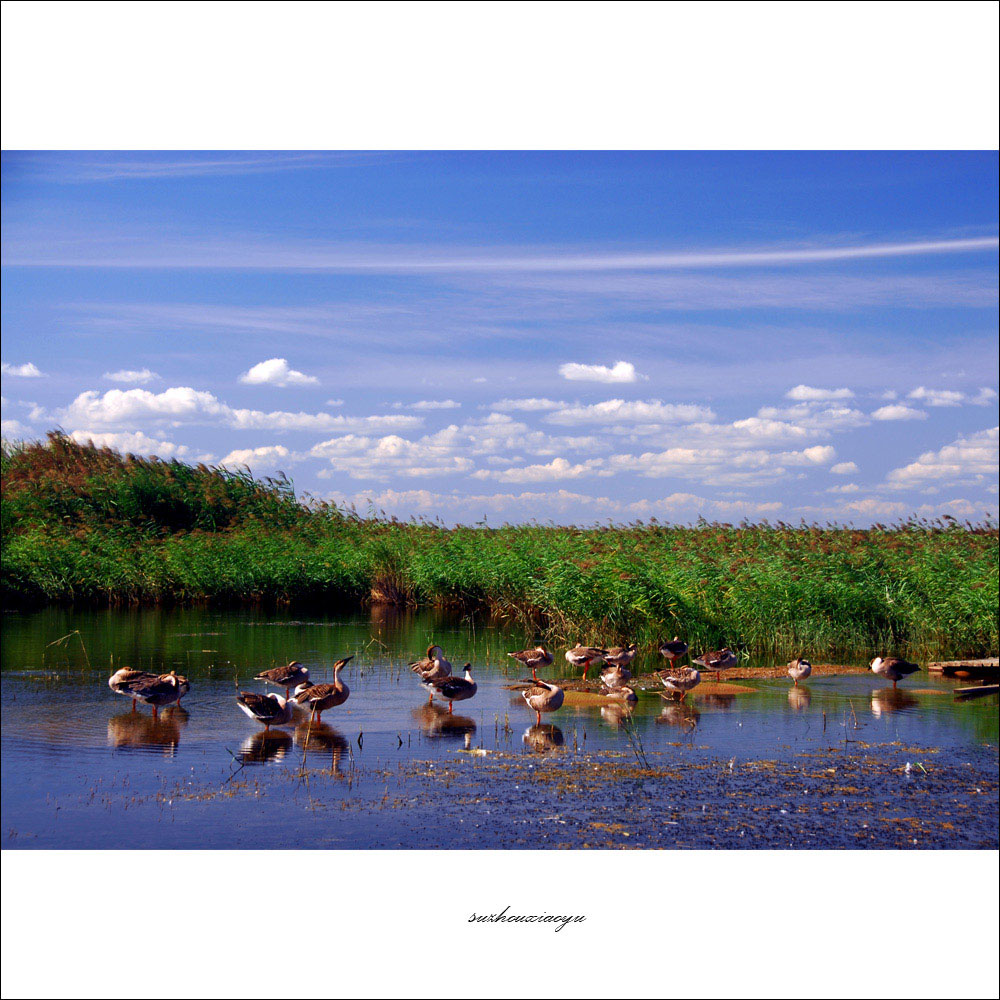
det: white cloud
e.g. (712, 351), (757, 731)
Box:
(220, 444), (291, 468)
(871, 404), (927, 421)
(68, 429), (189, 457)
(558, 360), (639, 384)
(471, 457), (604, 483)
(971, 387), (998, 406)
(547, 398), (714, 426)
(54, 386), (420, 434)
(313, 432), (475, 480)
(1, 362), (44, 378)
(103, 368), (159, 384)
(1, 419), (35, 438)
(826, 483), (860, 493)
(830, 461), (859, 474)
(907, 386), (965, 407)
(885, 426), (999, 490)
(488, 398), (565, 412)
(393, 399), (462, 410)
(239, 357), (318, 387)
(785, 384), (854, 401)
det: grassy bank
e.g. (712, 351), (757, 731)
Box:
(2, 434), (997, 658)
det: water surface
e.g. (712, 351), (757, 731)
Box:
(3, 606), (997, 848)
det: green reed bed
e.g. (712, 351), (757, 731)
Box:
(2, 434), (997, 659)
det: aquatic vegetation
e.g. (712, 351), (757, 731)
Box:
(2, 433), (997, 658)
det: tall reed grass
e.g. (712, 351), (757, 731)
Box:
(3, 433), (997, 658)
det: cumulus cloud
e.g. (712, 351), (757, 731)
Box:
(313, 432), (475, 480)
(785, 385), (854, 401)
(547, 398), (714, 426)
(68, 429), (189, 457)
(830, 461), (859, 474)
(826, 483), (860, 493)
(1, 362), (44, 378)
(871, 404), (927, 421)
(971, 387), (998, 406)
(558, 360), (639, 384)
(220, 444), (291, 467)
(393, 399), (461, 410)
(885, 426), (999, 490)
(907, 386), (965, 407)
(487, 398), (565, 412)
(239, 357), (318, 387)
(471, 457), (604, 483)
(53, 386), (420, 434)
(103, 368), (159, 384)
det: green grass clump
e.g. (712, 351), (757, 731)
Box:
(2, 433), (997, 659)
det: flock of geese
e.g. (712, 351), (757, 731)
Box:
(106, 639), (922, 731)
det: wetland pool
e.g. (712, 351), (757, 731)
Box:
(2, 606), (997, 849)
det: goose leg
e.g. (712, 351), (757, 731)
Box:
(152, 706), (158, 719)
(131, 698), (137, 712)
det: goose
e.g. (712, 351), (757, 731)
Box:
(127, 671), (190, 717)
(294, 657), (353, 722)
(692, 648), (737, 682)
(659, 666), (701, 701)
(254, 661), (310, 699)
(870, 655), (920, 689)
(600, 663), (632, 689)
(108, 667), (160, 711)
(410, 645), (452, 700)
(658, 636), (689, 667)
(427, 664), (477, 713)
(521, 678), (564, 725)
(507, 645), (553, 681)
(603, 643), (638, 668)
(564, 644), (607, 679)
(602, 684), (637, 704)
(787, 657), (812, 686)
(237, 691), (295, 730)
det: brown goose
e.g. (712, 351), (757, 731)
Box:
(787, 657), (812, 686)
(108, 667), (160, 711)
(659, 666), (701, 701)
(522, 678), (564, 725)
(564, 644), (607, 679)
(237, 691), (295, 730)
(603, 643), (638, 668)
(602, 684), (637, 704)
(658, 636), (689, 666)
(692, 648), (737, 682)
(600, 663), (632, 689)
(294, 657), (353, 722)
(254, 661), (310, 699)
(128, 671), (190, 717)
(427, 664), (477, 713)
(508, 644), (553, 681)
(410, 645), (453, 703)
(870, 655), (920, 689)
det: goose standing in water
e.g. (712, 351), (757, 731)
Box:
(658, 637), (689, 668)
(600, 663), (632, 689)
(692, 648), (737, 682)
(126, 671), (190, 718)
(659, 666), (701, 701)
(410, 645), (452, 703)
(294, 657), (353, 723)
(603, 643), (638, 669)
(237, 692), (295, 731)
(565, 644), (606, 679)
(427, 664), (477, 713)
(521, 678), (564, 725)
(602, 684), (637, 704)
(870, 655), (920, 689)
(507, 645), (553, 682)
(254, 661), (310, 700)
(787, 658), (812, 686)
(108, 667), (160, 711)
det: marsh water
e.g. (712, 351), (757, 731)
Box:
(2, 606), (997, 849)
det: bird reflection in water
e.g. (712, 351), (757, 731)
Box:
(870, 688), (918, 717)
(787, 686), (812, 712)
(411, 704), (477, 749)
(700, 693), (736, 710)
(107, 705), (188, 756)
(295, 721), (350, 773)
(237, 729), (293, 764)
(656, 701), (700, 730)
(523, 723), (564, 752)
(600, 703), (635, 729)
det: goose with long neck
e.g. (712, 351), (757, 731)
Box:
(427, 664), (477, 713)
(522, 677), (564, 725)
(294, 657), (353, 723)
(507, 645), (553, 682)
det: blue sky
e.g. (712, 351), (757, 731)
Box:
(2, 150), (997, 525)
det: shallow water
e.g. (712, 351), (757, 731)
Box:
(2, 606), (997, 848)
